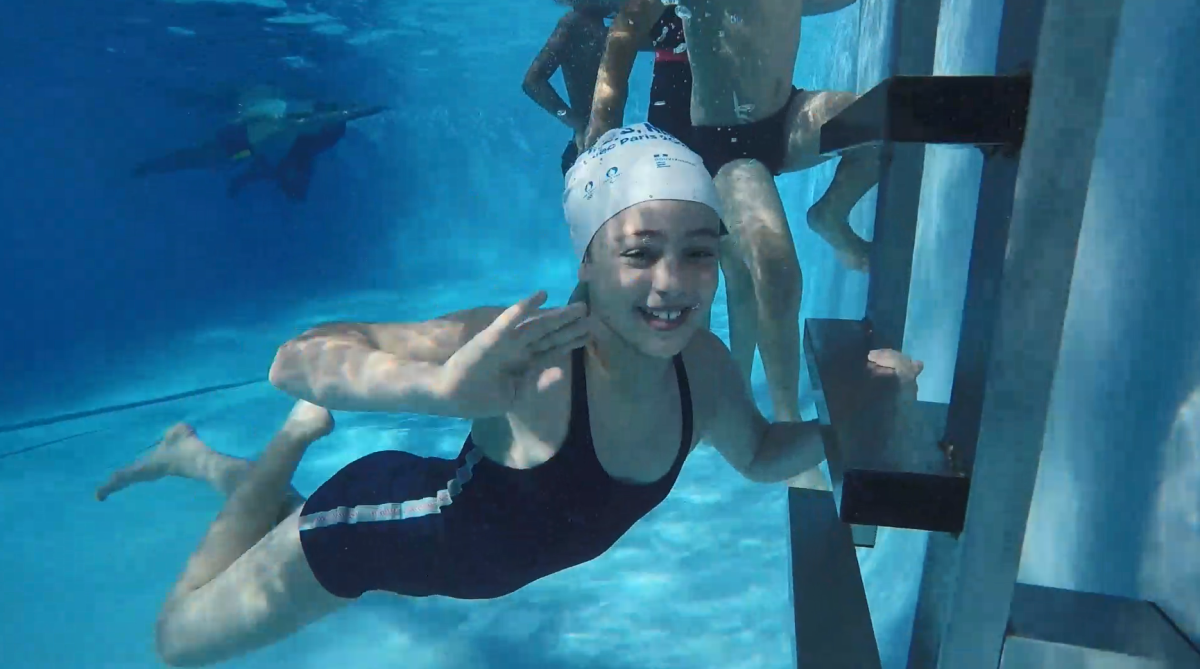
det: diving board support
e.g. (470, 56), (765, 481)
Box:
(919, 0), (1130, 666)
(907, 0), (1055, 659)
(787, 486), (881, 669)
(793, 0), (1200, 666)
(794, 0), (1200, 663)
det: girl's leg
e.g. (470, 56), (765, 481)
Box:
(96, 423), (304, 519)
(155, 510), (347, 667)
(133, 401), (349, 667)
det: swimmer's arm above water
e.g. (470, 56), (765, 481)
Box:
(585, 0), (665, 147)
(524, 13), (587, 132)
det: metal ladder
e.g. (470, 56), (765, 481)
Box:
(788, 0), (1200, 666)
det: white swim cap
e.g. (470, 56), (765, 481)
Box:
(562, 123), (722, 263)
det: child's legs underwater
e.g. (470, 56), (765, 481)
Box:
(153, 402), (352, 667)
(780, 89), (876, 272)
(96, 423), (304, 519)
(713, 159), (803, 422)
(156, 510), (350, 667)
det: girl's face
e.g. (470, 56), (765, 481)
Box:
(579, 199), (722, 358)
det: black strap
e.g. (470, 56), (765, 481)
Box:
(671, 354), (693, 458)
(569, 346), (590, 441)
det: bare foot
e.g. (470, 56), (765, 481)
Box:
(807, 202), (871, 273)
(96, 423), (210, 501)
(282, 400), (334, 441)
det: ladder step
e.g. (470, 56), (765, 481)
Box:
(804, 318), (968, 533)
(819, 74), (1032, 154)
(1001, 584), (1200, 667)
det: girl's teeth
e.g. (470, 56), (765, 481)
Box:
(649, 309), (684, 321)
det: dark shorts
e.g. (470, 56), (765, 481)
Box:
(298, 450), (462, 599)
(690, 87), (803, 177)
(647, 60), (697, 152)
(644, 61), (733, 236)
(562, 139), (580, 176)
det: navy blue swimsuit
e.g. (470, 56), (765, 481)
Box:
(298, 347), (693, 600)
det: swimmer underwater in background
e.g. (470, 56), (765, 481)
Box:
(95, 123), (924, 667)
(523, 0), (702, 175)
(522, 1), (621, 175)
(585, 0), (697, 153)
(584, 0), (860, 154)
(131, 102), (388, 201)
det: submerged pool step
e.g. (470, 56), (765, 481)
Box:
(803, 318), (968, 534)
(819, 74), (1033, 154)
(1000, 584), (1200, 667)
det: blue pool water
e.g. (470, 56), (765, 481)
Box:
(2, 0), (1198, 667)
